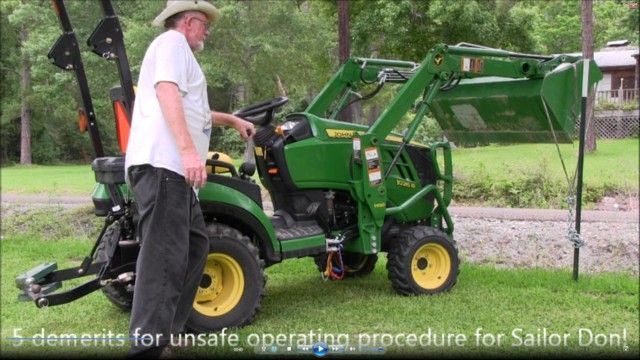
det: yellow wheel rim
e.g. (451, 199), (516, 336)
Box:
(193, 253), (244, 317)
(411, 243), (451, 290)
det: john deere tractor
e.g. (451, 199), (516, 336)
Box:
(17, 1), (601, 332)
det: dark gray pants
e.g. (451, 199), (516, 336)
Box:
(127, 165), (209, 358)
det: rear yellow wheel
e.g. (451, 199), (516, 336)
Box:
(186, 224), (265, 332)
(387, 226), (459, 295)
(193, 253), (245, 317)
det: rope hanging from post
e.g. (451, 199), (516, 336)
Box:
(541, 95), (583, 248)
(540, 60), (593, 279)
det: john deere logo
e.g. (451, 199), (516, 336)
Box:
(434, 54), (444, 66)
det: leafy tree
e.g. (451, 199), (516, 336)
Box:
(2, 0), (65, 164)
(593, 0), (639, 48)
(199, 0), (336, 154)
(531, 0), (582, 54)
(1, 0), (636, 163)
(530, 0), (638, 54)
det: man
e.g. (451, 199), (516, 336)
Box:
(124, 1), (254, 357)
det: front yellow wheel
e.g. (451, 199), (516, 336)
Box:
(193, 253), (245, 317)
(387, 226), (459, 295)
(411, 243), (451, 290)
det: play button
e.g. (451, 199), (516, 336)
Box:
(312, 341), (329, 357)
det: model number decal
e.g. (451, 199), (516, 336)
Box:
(396, 179), (416, 189)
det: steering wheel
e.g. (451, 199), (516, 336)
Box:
(232, 96), (289, 126)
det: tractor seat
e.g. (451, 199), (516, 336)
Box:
(91, 156), (125, 185)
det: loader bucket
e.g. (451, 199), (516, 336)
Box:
(430, 60), (603, 145)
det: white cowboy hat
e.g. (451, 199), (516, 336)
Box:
(152, 0), (220, 27)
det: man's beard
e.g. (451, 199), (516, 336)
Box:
(194, 40), (204, 52)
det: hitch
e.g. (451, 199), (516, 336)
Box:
(15, 261), (135, 308)
(15, 262), (61, 302)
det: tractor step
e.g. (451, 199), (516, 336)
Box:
(275, 222), (324, 241)
(271, 211), (324, 241)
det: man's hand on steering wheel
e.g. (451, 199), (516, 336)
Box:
(232, 116), (255, 140)
(211, 111), (255, 141)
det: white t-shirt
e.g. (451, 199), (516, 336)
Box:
(125, 30), (212, 177)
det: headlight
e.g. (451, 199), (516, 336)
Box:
(275, 120), (298, 136)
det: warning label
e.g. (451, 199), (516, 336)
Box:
(461, 57), (484, 73)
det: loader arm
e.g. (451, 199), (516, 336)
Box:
(304, 43), (602, 255)
(366, 44), (593, 143)
(307, 43), (601, 146)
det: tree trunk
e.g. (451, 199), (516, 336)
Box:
(337, 0), (353, 122)
(337, 0), (350, 64)
(581, 0), (596, 152)
(19, 25), (32, 165)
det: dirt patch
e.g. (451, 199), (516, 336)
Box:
(594, 192), (639, 212)
(1, 203), (101, 240)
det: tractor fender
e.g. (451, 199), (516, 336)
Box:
(198, 182), (281, 266)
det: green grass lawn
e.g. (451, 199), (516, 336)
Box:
(1, 207), (638, 358)
(452, 138), (639, 191)
(0, 164), (96, 196)
(2, 139), (637, 200)
(1, 138), (637, 206)
(0, 159), (249, 196)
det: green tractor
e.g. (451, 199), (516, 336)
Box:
(17, 1), (601, 333)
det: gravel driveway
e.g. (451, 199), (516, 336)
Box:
(2, 193), (638, 275)
(452, 214), (639, 275)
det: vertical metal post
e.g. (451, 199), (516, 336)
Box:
(573, 60), (590, 281)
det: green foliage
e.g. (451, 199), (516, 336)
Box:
(1, 0), (638, 164)
(596, 100), (640, 111)
(451, 139), (638, 208)
(531, 0), (582, 54)
(413, 116), (444, 144)
(452, 161), (618, 208)
(210, 127), (245, 158)
(530, 0), (639, 53)
(203, 0), (336, 110)
(593, 0), (640, 49)
(1, 205), (101, 239)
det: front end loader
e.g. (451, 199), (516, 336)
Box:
(16, 0), (602, 333)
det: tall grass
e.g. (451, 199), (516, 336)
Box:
(451, 138), (638, 208)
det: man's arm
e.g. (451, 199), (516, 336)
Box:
(211, 112), (255, 140)
(156, 81), (207, 188)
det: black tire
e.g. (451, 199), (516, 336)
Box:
(186, 224), (266, 332)
(386, 226), (459, 296)
(94, 224), (133, 311)
(313, 252), (378, 278)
